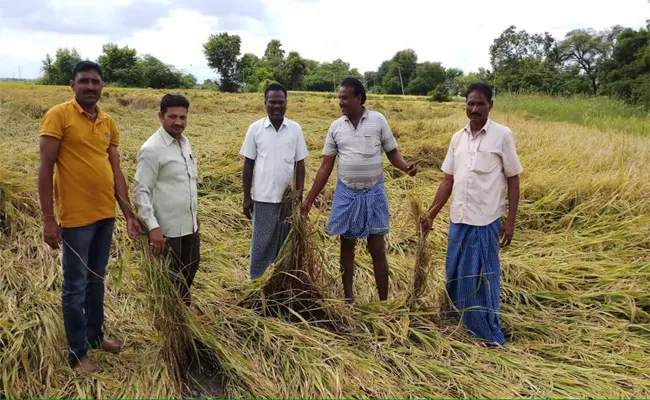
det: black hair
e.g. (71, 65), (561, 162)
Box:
(340, 77), (366, 104)
(465, 82), (493, 102)
(160, 94), (190, 115)
(71, 61), (102, 81)
(264, 82), (287, 100)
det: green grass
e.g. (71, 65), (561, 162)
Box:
(495, 93), (650, 136)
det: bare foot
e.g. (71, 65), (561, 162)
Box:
(73, 356), (99, 373)
(100, 339), (122, 353)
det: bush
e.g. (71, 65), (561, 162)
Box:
(428, 84), (451, 102)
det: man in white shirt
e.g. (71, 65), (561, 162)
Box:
(134, 94), (200, 305)
(240, 83), (309, 279)
(421, 82), (523, 346)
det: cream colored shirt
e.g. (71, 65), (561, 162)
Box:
(134, 126), (198, 238)
(441, 119), (523, 226)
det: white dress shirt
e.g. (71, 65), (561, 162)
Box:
(134, 126), (198, 238)
(239, 117), (309, 203)
(441, 119), (523, 226)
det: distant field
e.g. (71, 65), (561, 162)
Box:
(1, 84), (649, 398)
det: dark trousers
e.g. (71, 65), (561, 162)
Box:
(60, 218), (115, 365)
(165, 231), (200, 305)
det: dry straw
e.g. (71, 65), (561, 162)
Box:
(1, 84), (649, 398)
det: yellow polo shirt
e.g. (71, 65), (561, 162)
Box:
(39, 98), (120, 228)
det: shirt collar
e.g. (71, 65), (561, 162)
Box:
(463, 119), (491, 137)
(71, 97), (107, 120)
(263, 116), (287, 130)
(343, 107), (369, 122)
(158, 126), (185, 146)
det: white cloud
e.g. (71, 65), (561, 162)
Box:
(0, 0), (647, 81)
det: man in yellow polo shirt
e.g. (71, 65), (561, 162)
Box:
(38, 61), (143, 373)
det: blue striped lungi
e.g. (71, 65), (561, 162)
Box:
(445, 218), (505, 345)
(328, 179), (390, 239)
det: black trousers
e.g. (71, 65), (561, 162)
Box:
(165, 231), (200, 305)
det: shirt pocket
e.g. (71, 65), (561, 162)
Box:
(362, 133), (380, 157)
(471, 151), (500, 174)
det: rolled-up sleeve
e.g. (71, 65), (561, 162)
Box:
(501, 131), (524, 177)
(134, 146), (160, 231)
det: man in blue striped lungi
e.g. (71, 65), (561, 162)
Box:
(421, 82), (523, 346)
(301, 77), (418, 303)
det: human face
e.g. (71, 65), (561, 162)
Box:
(338, 85), (362, 117)
(465, 90), (493, 124)
(159, 106), (188, 137)
(71, 70), (103, 108)
(265, 90), (287, 122)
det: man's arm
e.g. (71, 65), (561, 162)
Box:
(501, 175), (520, 247)
(295, 160), (306, 202)
(133, 146), (166, 255)
(386, 148), (417, 176)
(38, 136), (62, 249)
(242, 157), (255, 219)
(133, 146), (159, 231)
(421, 173), (454, 234)
(108, 145), (142, 239)
(300, 155), (336, 215)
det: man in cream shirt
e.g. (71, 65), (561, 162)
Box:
(421, 82), (523, 346)
(134, 94), (199, 305)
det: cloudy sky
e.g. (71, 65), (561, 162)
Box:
(0, 0), (647, 82)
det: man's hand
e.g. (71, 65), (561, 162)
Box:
(500, 219), (514, 247)
(243, 198), (254, 220)
(420, 214), (433, 236)
(405, 161), (419, 177)
(148, 228), (166, 256)
(43, 216), (62, 250)
(300, 199), (312, 217)
(126, 218), (144, 240)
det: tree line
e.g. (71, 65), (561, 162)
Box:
(39, 44), (197, 89)
(38, 22), (648, 107)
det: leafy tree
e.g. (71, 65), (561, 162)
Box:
(406, 62), (446, 95)
(600, 24), (650, 107)
(40, 48), (82, 85)
(245, 67), (274, 93)
(304, 59), (361, 92)
(203, 32), (242, 92)
(429, 83), (451, 102)
(444, 67), (463, 90)
(381, 49), (418, 94)
(139, 55), (177, 88)
(363, 71), (378, 90)
(263, 39), (286, 76)
(264, 39), (285, 60)
(559, 28), (611, 94)
(237, 53), (260, 87)
(97, 43), (144, 87)
(280, 51), (309, 90)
